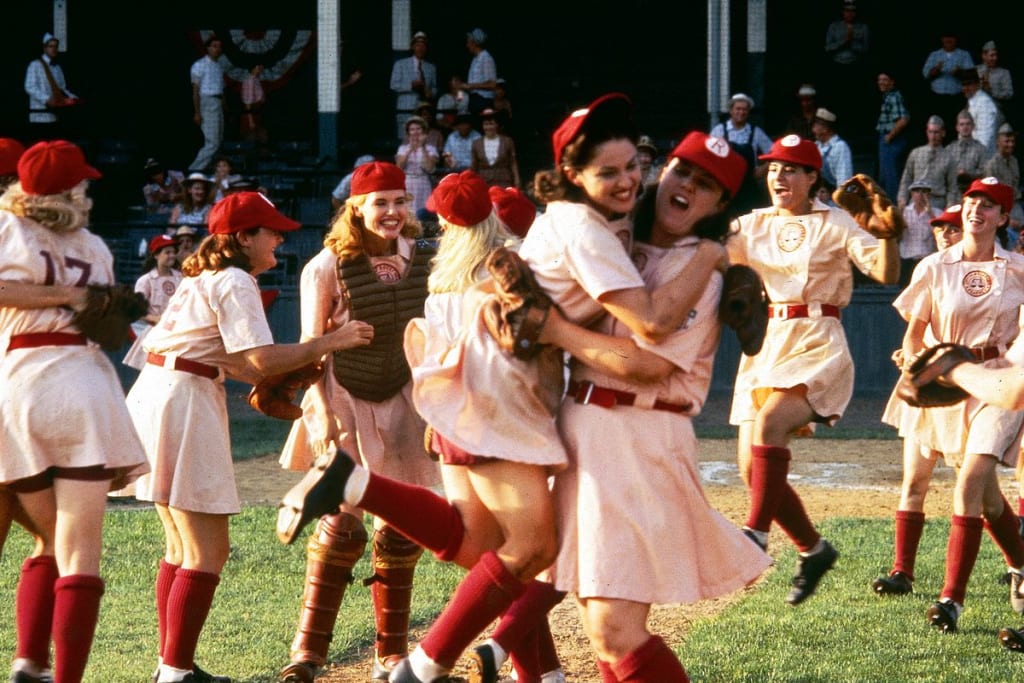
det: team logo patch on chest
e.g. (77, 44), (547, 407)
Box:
(962, 270), (993, 297)
(777, 221), (806, 253)
(374, 262), (402, 283)
(161, 280), (177, 297)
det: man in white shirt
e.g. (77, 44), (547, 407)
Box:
(811, 108), (853, 191)
(389, 32), (437, 141)
(24, 33), (78, 136)
(961, 68), (1003, 155)
(188, 36), (226, 173)
(457, 28), (497, 117)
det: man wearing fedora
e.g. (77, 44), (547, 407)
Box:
(390, 31), (437, 141)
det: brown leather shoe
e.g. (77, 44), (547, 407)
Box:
(276, 450), (355, 545)
(278, 661), (316, 683)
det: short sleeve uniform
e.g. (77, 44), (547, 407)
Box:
(547, 237), (771, 603)
(126, 267), (273, 513)
(0, 213), (148, 488)
(727, 199), (884, 425)
(889, 243), (1024, 464)
(279, 239), (439, 489)
(123, 269), (184, 370)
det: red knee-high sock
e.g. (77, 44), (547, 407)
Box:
(892, 510), (926, 580)
(510, 627), (542, 683)
(15, 555), (58, 669)
(493, 581), (565, 652)
(419, 551), (526, 668)
(772, 483), (820, 552)
(52, 574), (105, 683)
(162, 568), (220, 670)
(156, 559), (180, 659)
(596, 658), (619, 682)
(984, 496), (1024, 568)
(745, 445), (791, 532)
(536, 616), (561, 675)
(941, 515), (984, 605)
(358, 473), (465, 561)
(610, 635), (689, 683)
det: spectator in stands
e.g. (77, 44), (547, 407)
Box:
(637, 135), (662, 187)
(898, 115), (957, 211)
(470, 108), (520, 188)
(240, 63), (268, 146)
(174, 225), (199, 266)
(331, 154), (376, 211)
(812, 108), (853, 190)
(982, 124), (1023, 242)
(170, 173), (216, 226)
(188, 35), (226, 173)
(457, 28), (497, 117)
(824, 1), (869, 71)
(875, 69), (910, 201)
(492, 77), (513, 132)
(210, 156), (238, 203)
(711, 93), (772, 214)
(898, 179), (940, 287)
(395, 116), (439, 215)
(962, 67), (1002, 154)
(24, 33), (79, 140)
(786, 84), (819, 140)
(436, 75), (469, 119)
(414, 101), (445, 151)
(978, 41), (1014, 115)
(142, 158), (185, 219)
(390, 31), (436, 141)
(442, 113), (481, 172)
(946, 110), (988, 185)
(822, 1), (870, 131)
(922, 31), (974, 132)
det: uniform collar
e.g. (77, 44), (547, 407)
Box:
(939, 241), (1012, 264)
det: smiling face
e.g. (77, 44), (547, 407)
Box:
(354, 189), (409, 243)
(729, 100), (751, 126)
(188, 181), (209, 204)
(932, 222), (963, 250)
(238, 227), (285, 275)
(767, 161), (816, 215)
(155, 245), (178, 270)
(651, 158), (726, 246)
(962, 193), (1008, 239)
(565, 138), (641, 219)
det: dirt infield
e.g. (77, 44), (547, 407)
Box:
(236, 433), (1002, 683)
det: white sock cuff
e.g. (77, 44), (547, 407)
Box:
(344, 466), (370, 506)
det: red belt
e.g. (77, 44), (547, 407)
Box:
(768, 303), (841, 320)
(970, 346), (1001, 361)
(7, 332), (87, 351)
(568, 380), (692, 414)
(146, 352), (219, 379)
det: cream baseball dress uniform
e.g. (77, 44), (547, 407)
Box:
(892, 242), (1024, 465)
(547, 236), (771, 604)
(727, 197), (887, 425)
(279, 237), (438, 488)
(406, 201), (643, 466)
(0, 212), (148, 488)
(123, 268), (184, 370)
(126, 266), (272, 514)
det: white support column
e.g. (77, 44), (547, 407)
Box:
(54, 0), (68, 51)
(317, 0), (341, 161)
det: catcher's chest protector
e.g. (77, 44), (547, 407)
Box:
(332, 243), (434, 402)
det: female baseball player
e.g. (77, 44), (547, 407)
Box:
(125, 191), (374, 683)
(892, 177), (1024, 634)
(277, 94), (730, 683)
(274, 161), (441, 683)
(728, 134), (900, 605)
(0, 140), (150, 683)
(533, 131), (772, 682)
(123, 234), (183, 370)
(874, 204), (965, 596)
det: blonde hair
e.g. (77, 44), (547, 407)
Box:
(324, 191), (422, 260)
(0, 180), (92, 232)
(181, 231), (252, 276)
(428, 214), (518, 294)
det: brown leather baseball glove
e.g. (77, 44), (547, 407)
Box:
(71, 284), (150, 351)
(895, 343), (978, 408)
(248, 361), (325, 420)
(481, 247), (555, 360)
(833, 173), (906, 240)
(719, 264), (769, 356)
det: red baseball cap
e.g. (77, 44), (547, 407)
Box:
(17, 140), (101, 196)
(489, 186), (536, 237)
(930, 204), (963, 228)
(427, 171), (492, 226)
(668, 131), (749, 198)
(350, 161), (406, 196)
(964, 176), (1014, 214)
(148, 234), (178, 254)
(759, 134), (822, 172)
(207, 192), (301, 235)
(551, 92), (632, 166)
(0, 138), (26, 176)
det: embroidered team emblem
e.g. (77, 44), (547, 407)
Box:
(777, 221), (806, 252)
(374, 262), (402, 283)
(162, 280), (177, 297)
(962, 270), (992, 297)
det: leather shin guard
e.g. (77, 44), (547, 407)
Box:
(290, 512), (368, 667)
(366, 524), (424, 662)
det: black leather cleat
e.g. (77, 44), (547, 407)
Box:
(467, 643), (499, 683)
(276, 449), (355, 545)
(742, 527), (768, 553)
(786, 540), (838, 605)
(999, 625), (1024, 651)
(927, 600), (959, 633)
(872, 570), (913, 596)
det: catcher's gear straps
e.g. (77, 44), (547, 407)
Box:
(332, 242), (435, 402)
(365, 525), (424, 659)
